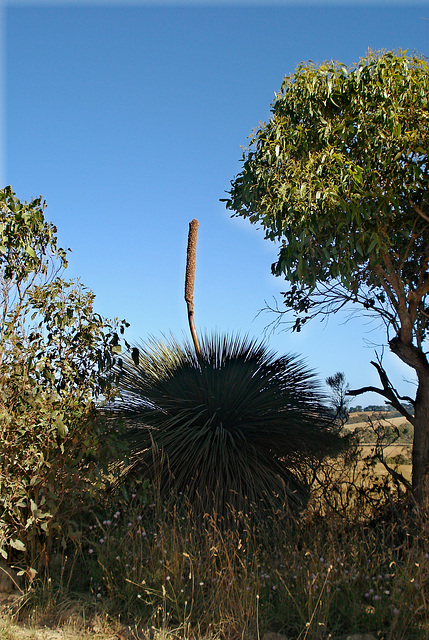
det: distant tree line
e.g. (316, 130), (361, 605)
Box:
(349, 404), (414, 414)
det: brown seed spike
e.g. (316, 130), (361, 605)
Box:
(185, 219), (201, 359)
(185, 219), (199, 307)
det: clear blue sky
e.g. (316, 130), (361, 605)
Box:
(3, 1), (429, 406)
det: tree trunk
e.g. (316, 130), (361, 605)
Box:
(389, 336), (429, 506)
(411, 371), (429, 506)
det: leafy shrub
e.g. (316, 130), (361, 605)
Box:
(0, 187), (127, 567)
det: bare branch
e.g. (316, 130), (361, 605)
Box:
(379, 459), (413, 493)
(409, 195), (429, 224)
(266, 275), (400, 341)
(347, 359), (415, 424)
(347, 384), (387, 396)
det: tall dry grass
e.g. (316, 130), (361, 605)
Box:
(14, 466), (429, 640)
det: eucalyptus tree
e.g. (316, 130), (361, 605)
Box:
(224, 51), (429, 505)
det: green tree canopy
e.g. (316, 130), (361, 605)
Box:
(224, 50), (429, 504)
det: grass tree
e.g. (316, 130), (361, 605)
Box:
(110, 220), (344, 515)
(110, 333), (344, 515)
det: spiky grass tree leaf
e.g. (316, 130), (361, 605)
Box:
(109, 333), (344, 515)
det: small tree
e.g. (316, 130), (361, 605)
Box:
(224, 50), (429, 505)
(0, 186), (127, 565)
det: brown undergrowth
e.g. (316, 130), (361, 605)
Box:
(4, 452), (429, 640)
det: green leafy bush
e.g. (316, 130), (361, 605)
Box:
(0, 187), (127, 566)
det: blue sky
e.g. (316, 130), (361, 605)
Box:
(3, 1), (429, 406)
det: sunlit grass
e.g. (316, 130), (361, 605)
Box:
(12, 472), (427, 640)
(5, 432), (428, 640)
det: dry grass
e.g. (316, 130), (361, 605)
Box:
(7, 477), (428, 640)
(3, 417), (428, 640)
(345, 414), (413, 431)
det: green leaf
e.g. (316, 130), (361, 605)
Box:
(10, 539), (26, 552)
(56, 417), (68, 438)
(367, 236), (379, 254)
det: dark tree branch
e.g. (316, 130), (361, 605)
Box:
(347, 359), (415, 424)
(389, 336), (429, 374)
(379, 457), (413, 493)
(409, 195), (429, 224)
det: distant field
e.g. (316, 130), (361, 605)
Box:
(359, 443), (411, 456)
(345, 412), (413, 441)
(359, 445), (412, 480)
(345, 412), (413, 432)
(345, 411), (413, 480)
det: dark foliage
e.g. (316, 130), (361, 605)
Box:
(109, 334), (345, 515)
